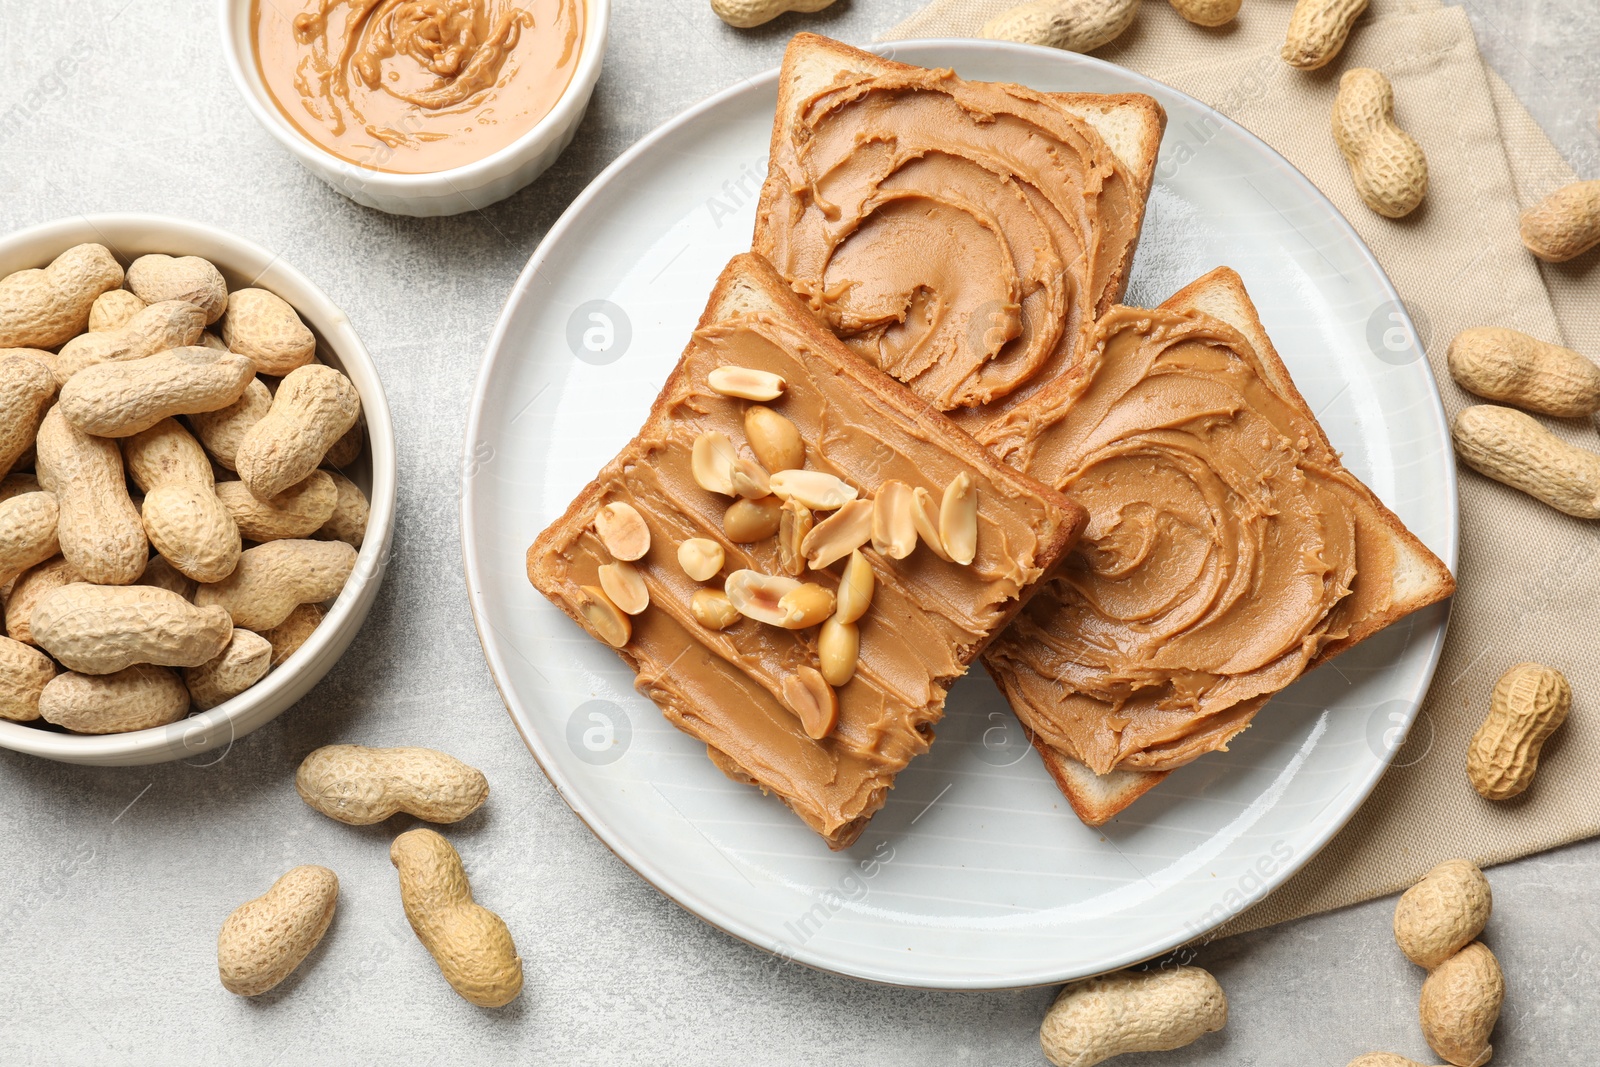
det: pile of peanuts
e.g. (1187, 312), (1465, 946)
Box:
(580, 363), (978, 741)
(0, 243), (370, 734)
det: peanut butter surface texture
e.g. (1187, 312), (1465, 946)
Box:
(253, 0), (582, 173)
(528, 295), (1084, 848)
(757, 65), (1142, 424)
(980, 307), (1400, 775)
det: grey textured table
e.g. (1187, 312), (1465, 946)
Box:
(2, 1), (1597, 1064)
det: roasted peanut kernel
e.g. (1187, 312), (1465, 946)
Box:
(835, 549), (875, 624)
(724, 496), (782, 543)
(872, 479), (917, 559)
(782, 667), (839, 740)
(778, 498), (813, 576)
(708, 365), (786, 401)
(769, 469), (858, 510)
(686, 428), (771, 501)
(744, 405), (804, 472)
(818, 617), (859, 687)
(939, 472), (978, 565)
(677, 537), (724, 582)
(802, 498), (873, 569)
(911, 486), (954, 562)
(598, 561), (649, 615)
(777, 583), (836, 629)
(730, 456), (771, 500)
(594, 501), (650, 561)
(691, 431), (740, 496)
(577, 585), (630, 647)
(690, 589), (740, 630)
(724, 569), (800, 626)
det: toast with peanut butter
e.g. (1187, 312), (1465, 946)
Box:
(527, 253), (1087, 849)
(754, 34), (1165, 434)
(978, 267), (1456, 826)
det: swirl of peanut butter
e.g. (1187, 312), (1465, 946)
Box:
(296, 0), (531, 113)
(980, 307), (1398, 775)
(253, 0), (582, 173)
(758, 66), (1141, 418)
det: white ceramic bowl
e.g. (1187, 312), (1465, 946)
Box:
(218, 0), (610, 217)
(0, 214), (396, 766)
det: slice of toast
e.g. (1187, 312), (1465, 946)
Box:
(527, 253), (1087, 849)
(754, 34), (1165, 427)
(981, 267), (1456, 826)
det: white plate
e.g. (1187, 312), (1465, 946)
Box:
(462, 41), (1457, 989)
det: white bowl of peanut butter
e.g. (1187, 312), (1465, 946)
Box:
(219, 0), (608, 217)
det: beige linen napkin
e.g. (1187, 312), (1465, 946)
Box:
(883, 0), (1600, 936)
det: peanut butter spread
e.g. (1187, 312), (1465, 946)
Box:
(979, 307), (1401, 775)
(757, 65), (1142, 424)
(529, 302), (1083, 847)
(252, 0), (582, 173)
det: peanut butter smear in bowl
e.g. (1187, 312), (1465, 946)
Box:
(252, 0), (584, 174)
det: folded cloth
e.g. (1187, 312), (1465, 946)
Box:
(882, 0), (1600, 937)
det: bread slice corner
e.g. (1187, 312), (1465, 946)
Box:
(1032, 736), (1170, 827)
(704, 250), (800, 325)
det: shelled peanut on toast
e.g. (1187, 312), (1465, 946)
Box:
(977, 268), (1456, 825)
(526, 253), (1086, 849)
(754, 33), (1165, 431)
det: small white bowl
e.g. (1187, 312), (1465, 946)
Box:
(218, 0), (610, 217)
(0, 214), (396, 766)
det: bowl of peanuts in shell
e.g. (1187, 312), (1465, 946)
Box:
(0, 214), (395, 765)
